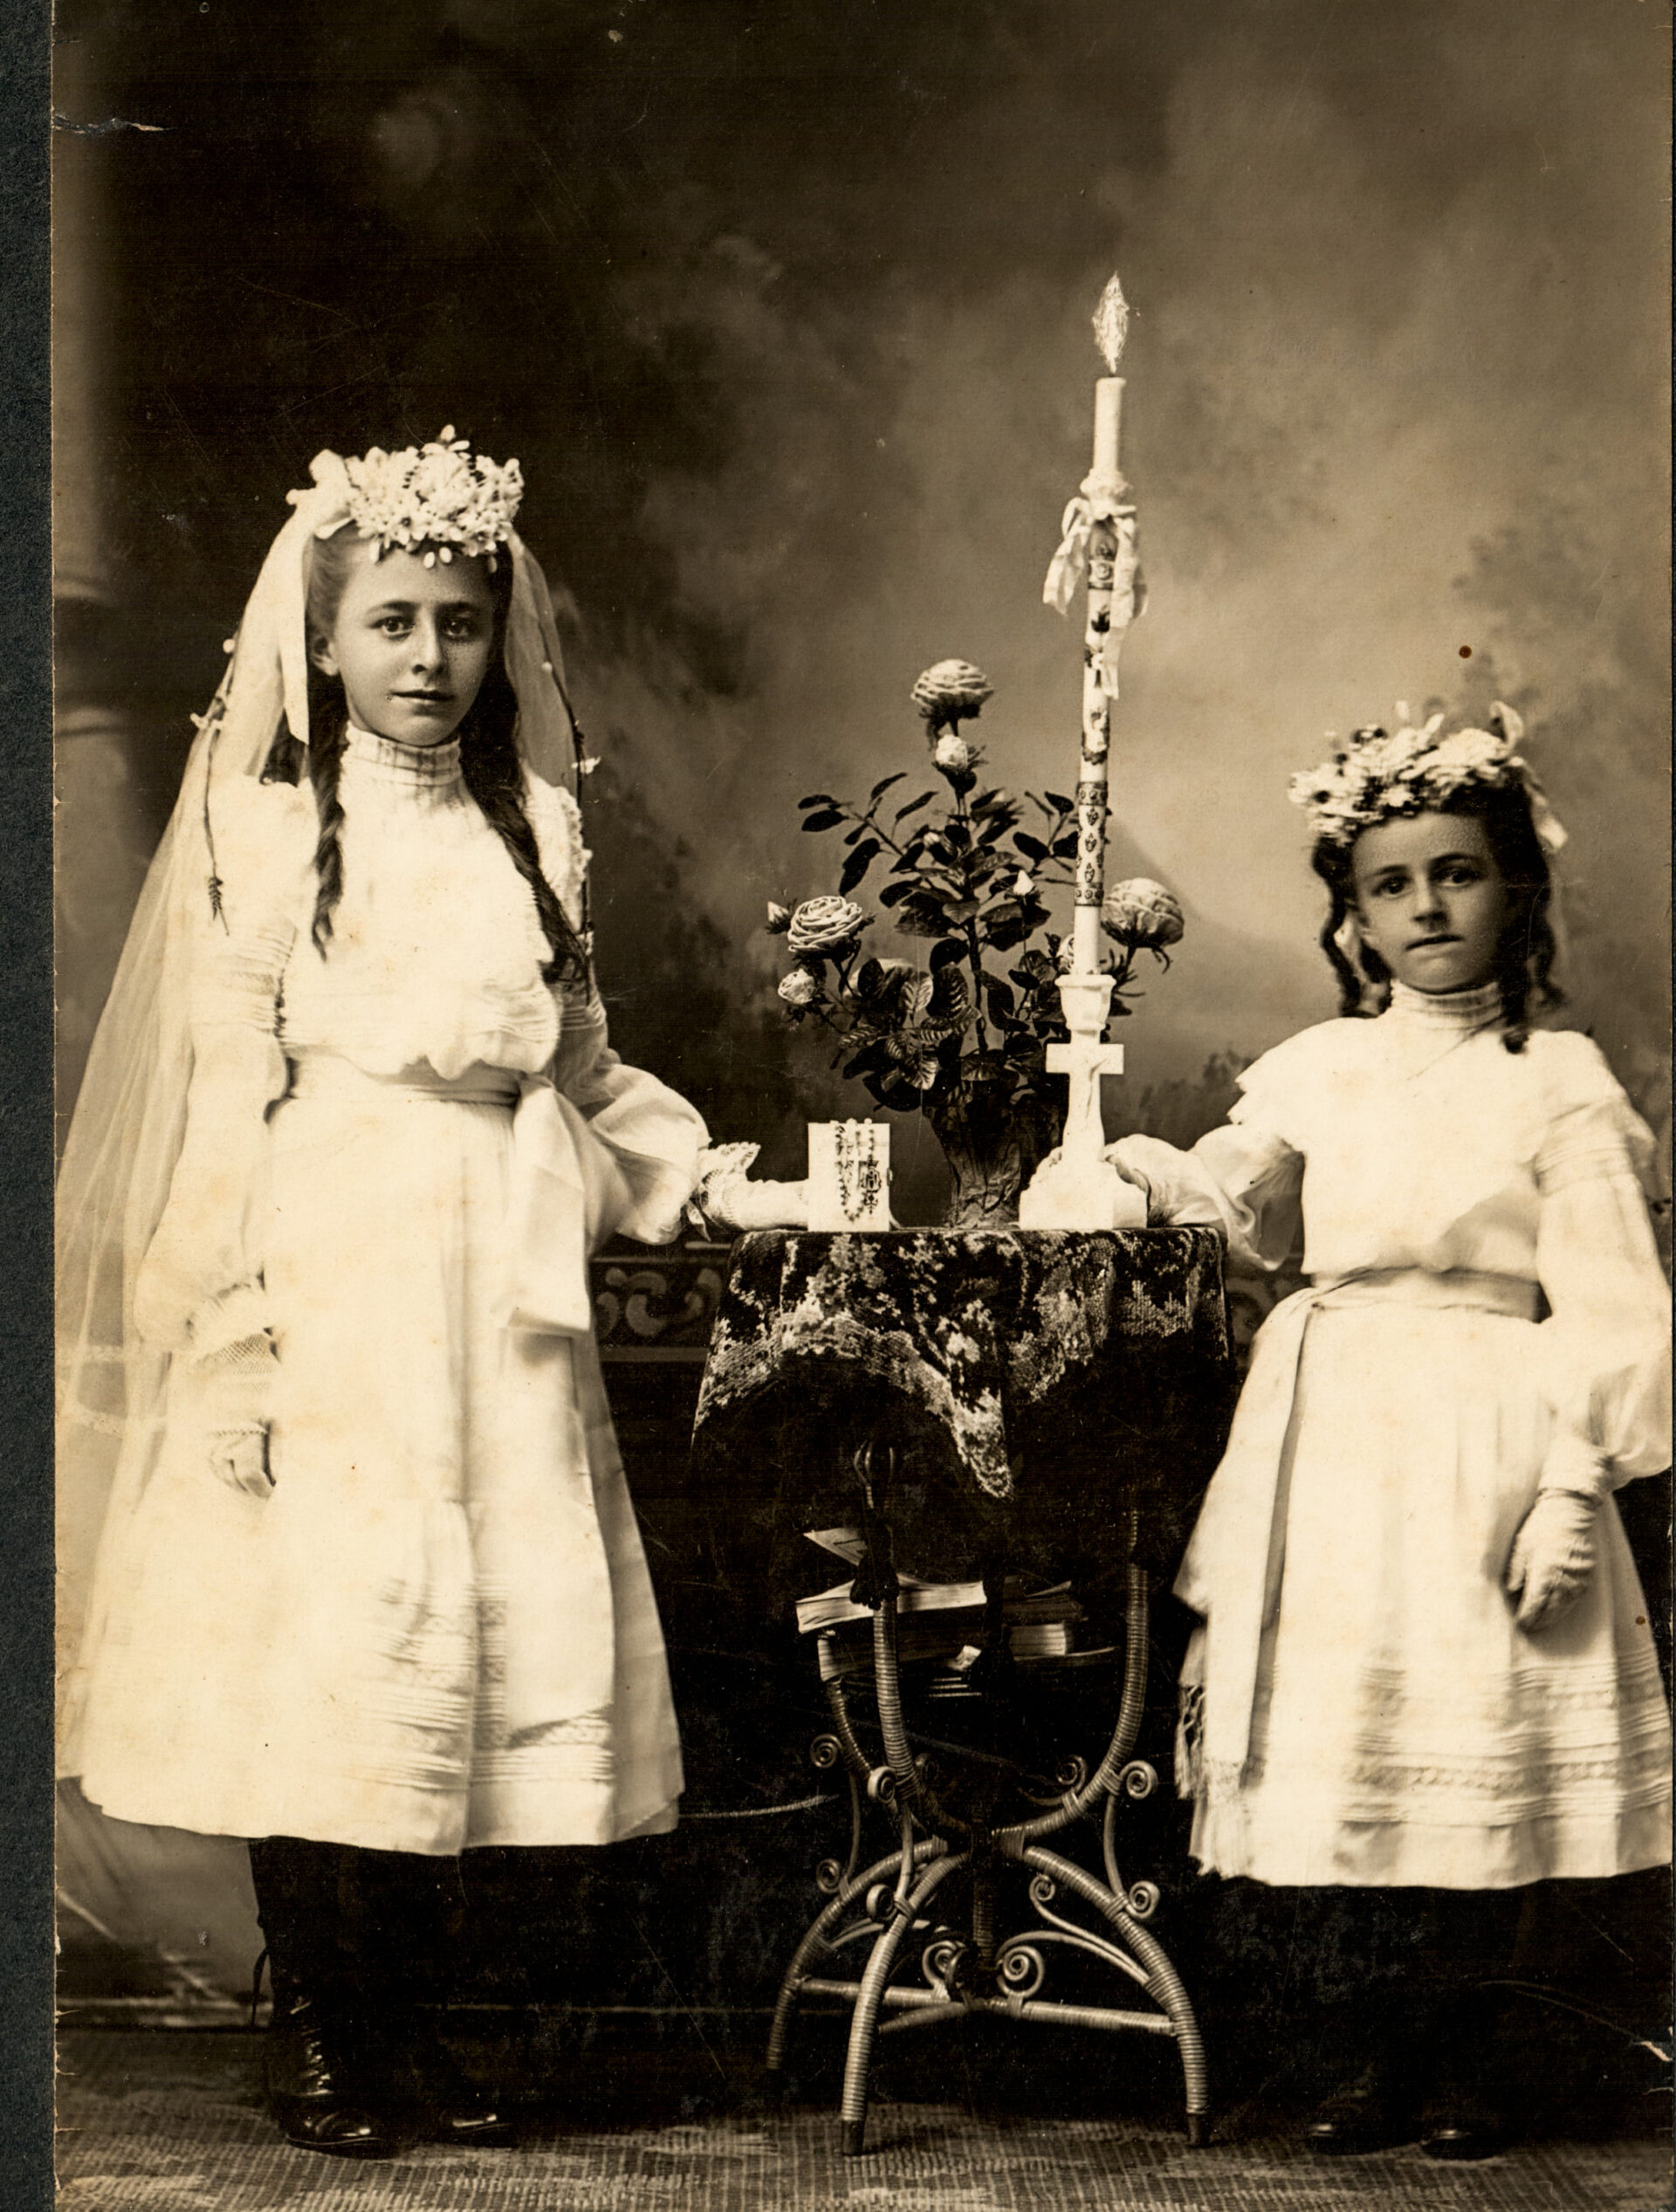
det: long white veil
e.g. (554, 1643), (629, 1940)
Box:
(56, 450), (583, 1756)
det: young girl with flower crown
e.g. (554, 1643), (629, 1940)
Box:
(1106, 704), (1671, 2158)
(57, 435), (709, 2157)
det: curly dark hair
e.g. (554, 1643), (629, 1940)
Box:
(1310, 779), (1563, 1054)
(263, 532), (587, 984)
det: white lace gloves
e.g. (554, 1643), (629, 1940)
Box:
(189, 1328), (279, 1499)
(1506, 1489), (1599, 1632)
(689, 1143), (810, 1233)
(1506, 1435), (1612, 1632)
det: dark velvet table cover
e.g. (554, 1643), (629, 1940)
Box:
(690, 1229), (1234, 1590)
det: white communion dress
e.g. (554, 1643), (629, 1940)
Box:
(65, 726), (707, 1857)
(1112, 980), (1672, 1890)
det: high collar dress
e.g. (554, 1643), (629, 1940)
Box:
(1113, 982), (1672, 1890)
(65, 727), (707, 1855)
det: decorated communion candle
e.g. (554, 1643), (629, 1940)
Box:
(1070, 273), (1133, 978)
(1019, 272), (1146, 1230)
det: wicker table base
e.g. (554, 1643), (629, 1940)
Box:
(766, 1469), (1209, 2157)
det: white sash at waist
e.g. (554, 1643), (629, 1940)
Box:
(283, 1053), (598, 1338)
(285, 1053), (522, 1109)
(1177, 1267), (1542, 1779)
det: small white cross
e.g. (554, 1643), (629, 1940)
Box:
(1046, 1033), (1126, 1164)
(1020, 971), (1145, 1229)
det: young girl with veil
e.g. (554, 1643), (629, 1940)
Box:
(57, 433), (709, 2157)
(1105, 706), (1671, 2157)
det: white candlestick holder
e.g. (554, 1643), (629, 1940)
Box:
(1017, 972), (1145, 1230)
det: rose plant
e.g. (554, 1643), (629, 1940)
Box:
(768, 664), (1184, 1222)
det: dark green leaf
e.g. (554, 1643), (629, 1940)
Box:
(877, 878), (916, 908)
(798, 793), (839, 808)
(1046, 792), (1075, 813)
(1013, 832), (1048, 864)
(895, 790), (934, 822)
(929, 938), (966, 972)
(839, 841), (881, 893)
(928, 965), (970, 1020)
(800, 810), (844, 833)
(895, 906), (955, 940)
(869, 771), (907, 802)
(1051, 834), (1080, 859)
(985, 979), (1016, 1023)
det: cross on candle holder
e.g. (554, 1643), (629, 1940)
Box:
(1020, 976), (1144, 1228)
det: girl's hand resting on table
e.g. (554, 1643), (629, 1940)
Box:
(1505, 1489), (1598, 1632)
(690, 1143), (810, 1233)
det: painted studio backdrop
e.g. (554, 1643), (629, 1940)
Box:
(55, 1), (1669, 2013)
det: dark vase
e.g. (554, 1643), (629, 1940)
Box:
(927, 1089), (1058, 1232)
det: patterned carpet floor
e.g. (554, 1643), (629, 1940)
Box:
(56, 2030), (1671, 2212)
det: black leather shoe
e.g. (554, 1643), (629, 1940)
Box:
(388, 2013), (517, 2149)
(417, 2097), (517, 2149)
(265, 1989), (396, 2160)
(1302, 2068), (1413, 2155)
(1419, 2099), (1510, 2161)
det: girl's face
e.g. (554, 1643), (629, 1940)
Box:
(309, 545), (497, 747)
(1350, 811), (1508, 996)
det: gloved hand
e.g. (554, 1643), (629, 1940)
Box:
(210, 1424), (272, 1499)
(690, 1143), (811, 1233)
(190, 1328), (278, 1498)
(707, 1177), (812, 1232)
(1505, 1488), (1599, 1632)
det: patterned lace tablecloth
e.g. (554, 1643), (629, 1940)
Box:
(690, 1228), (1233, 1588)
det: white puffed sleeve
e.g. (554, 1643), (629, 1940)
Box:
(551, 982), (709, 1247)
(523, 770), (709, 1246)
(1106, 1039), (1308, 1272)
(1531, 1040), (1672, 1498)
(132, 780), (310, 1356)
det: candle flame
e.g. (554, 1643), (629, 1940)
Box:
(1092, 273), (1129, 374)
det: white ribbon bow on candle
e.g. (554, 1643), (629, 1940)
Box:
(1042, 469), (1148, 688)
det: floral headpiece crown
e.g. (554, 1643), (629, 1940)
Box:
(340, 427), (524, 569)
(1288, 700), (1567, 856)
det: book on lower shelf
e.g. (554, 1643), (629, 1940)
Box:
(797, 1570), (1086, 1681)
(794, 1576), (1079, 1635)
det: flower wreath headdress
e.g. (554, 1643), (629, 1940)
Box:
(339, 426), (525, 569)
(1288, 700), (1568, 856)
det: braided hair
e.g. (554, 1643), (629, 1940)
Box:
(1310, 780), (1563, 1054)
(266, 532), (587, 984)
